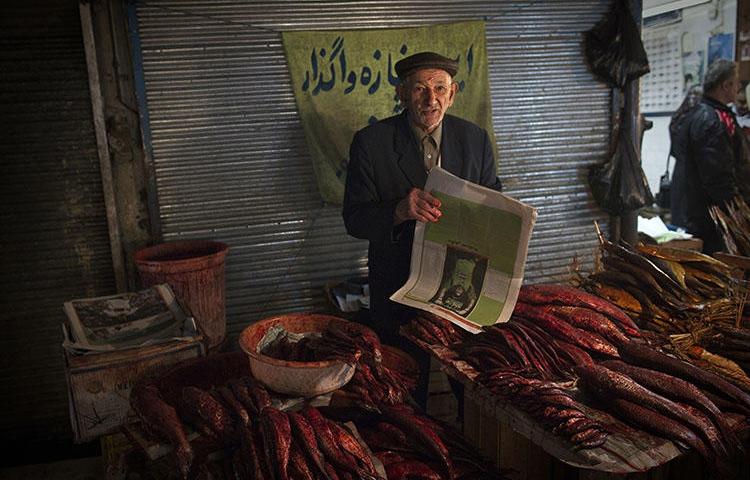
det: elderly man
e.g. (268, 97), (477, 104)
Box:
(343, 51), (501, 407)
(670, 59), (742, 253)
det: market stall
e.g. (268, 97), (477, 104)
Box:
(54, 209), (750, 480)
(399, 240), (750, 479)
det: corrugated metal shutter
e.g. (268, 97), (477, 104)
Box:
(133, 0), (612, 343)
(0, 2), (115, 441)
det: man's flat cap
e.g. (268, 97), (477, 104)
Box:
(395, 51), (459, 79)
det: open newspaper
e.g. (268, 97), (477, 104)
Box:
(391, 167), (537, 333)
(63, 284), (198, 353)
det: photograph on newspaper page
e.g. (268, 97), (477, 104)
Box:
(391, 167), (537, 333)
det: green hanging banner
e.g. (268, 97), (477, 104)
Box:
(282, 21), (495, 204)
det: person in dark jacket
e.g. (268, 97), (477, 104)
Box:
(669, 59), (741, 253)
(342, 51), (501, 407)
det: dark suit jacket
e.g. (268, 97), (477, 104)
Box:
(670, 95), (740, 253)
(342, 111), (501, 326)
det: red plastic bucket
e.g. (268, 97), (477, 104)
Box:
(134, 240), (229, 351)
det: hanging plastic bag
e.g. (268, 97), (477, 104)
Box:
(655, 154), (671, 209)
(589, 126), (655, 216)
(583, 0), (650, 89)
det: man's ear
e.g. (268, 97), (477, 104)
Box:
(447, 81), (459, 105)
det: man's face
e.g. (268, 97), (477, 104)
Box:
(721, 70), (740, 105)
(397, 68), (458, 132)
(451, 258), (475, 290)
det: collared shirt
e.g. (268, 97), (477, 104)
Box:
(410, 121), (443, 171)
(717, 109), (736, 137)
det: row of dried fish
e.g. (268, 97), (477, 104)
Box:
(582, 241), (740, 333)
(408, 284), (750, 466)
(577, 340), (750, 476)
(479, 369), (608, 449)
(131, 374), (273, 478)
(340, 362), (416, 408)
(670, 328), (750, 393)
(468, 284), (639, 367)
(260, 323), (381, 364)
(407, 284), (641, 448)
(231, 405), (383, 480)
(134, 378), (385, 480)
(456, 315), (589, 381)
(700, 324), (750, 374)
(261, 321), (415, 410)
(401, 312), (467, 348)
(129, 353), (263, 477)
(580, 239), (750, 389)
(444, 284), (642, 377)
(467, 284), (642, 447)
(203, 396), (506, 480)
(358, 405), (508, 480)
(339, 324), (416, 409)
(194, 403), (508, 480)
(710, 196), (750, 257)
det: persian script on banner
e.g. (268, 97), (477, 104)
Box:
(391, 168), (537, 333)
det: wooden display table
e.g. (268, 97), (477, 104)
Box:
(403, 333), (749, 480)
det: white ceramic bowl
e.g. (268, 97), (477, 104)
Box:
(238, 313), (374, 397)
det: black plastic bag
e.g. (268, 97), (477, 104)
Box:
(583, 0), (650, 89)
(654, 153), (672, 209)
(655, 170), (671, 209)
(589, 126), (655, 216)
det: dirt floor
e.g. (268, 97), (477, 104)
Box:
(0, 457), (102, 480)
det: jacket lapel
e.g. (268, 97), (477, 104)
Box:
(440, 115), (463, 177)
(394, 111), (427, 188)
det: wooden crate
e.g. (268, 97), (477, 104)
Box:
(65, 337), (205, 443)
(427, 357), (459, 425)
(463, 397), (564, 479)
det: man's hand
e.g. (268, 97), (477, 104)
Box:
(394, 188), (442, 225)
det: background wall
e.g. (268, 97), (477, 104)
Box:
(640, 0), (737, 200)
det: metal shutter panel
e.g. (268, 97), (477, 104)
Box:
(0, 1), (115, 441)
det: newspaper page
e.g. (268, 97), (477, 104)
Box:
(62, 284), (197, 353)
(391, 167), (537, 333)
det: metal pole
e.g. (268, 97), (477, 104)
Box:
(621, 0), (644, 246)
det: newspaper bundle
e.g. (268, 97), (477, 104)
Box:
(391, 167), (537, 333)
(62, 284), (198, 353)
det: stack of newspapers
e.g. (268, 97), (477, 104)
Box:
(62, 284), (198, 354)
